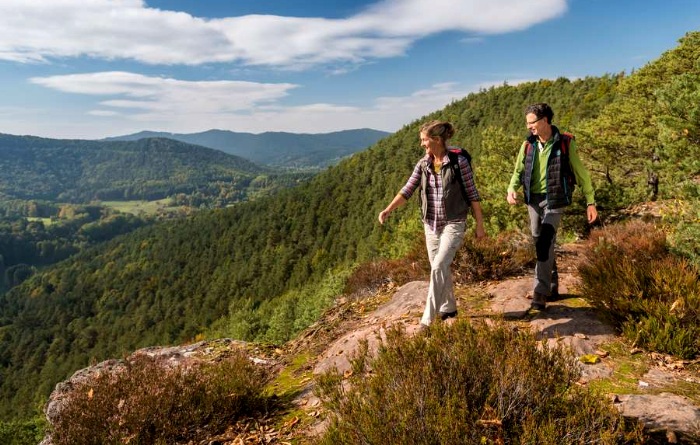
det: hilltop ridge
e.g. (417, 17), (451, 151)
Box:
(104, 128), (391, 168)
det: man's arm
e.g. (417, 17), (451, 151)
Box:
(568, 139), (598, 223)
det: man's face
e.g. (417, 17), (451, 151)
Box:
(526, 112), (547, 137)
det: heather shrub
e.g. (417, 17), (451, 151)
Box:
(579, 220), (700, 358)
(344, 256), (429, 295)
(49, 351), (271, 445)
(345, 236), (429, 295)
(315, 321), (643, 444)
(453, 230), (532, 283)
(586, 219), (668, 260)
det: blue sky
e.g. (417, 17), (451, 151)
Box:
(0, 0), (698, 140)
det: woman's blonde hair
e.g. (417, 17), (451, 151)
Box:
(420, 120), (455, 145)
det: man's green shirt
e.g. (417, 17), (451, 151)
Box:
(507, 136), (595, 205)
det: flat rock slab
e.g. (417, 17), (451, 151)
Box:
(313, 281), (427, 375)
(615, 393), (700, 437)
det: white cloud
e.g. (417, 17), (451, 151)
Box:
(30, 71), (298, 116)
(88, 110), (121, 117)
(0, 0), (567, 68)
(24, 71), (490, 137)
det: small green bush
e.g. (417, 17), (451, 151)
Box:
(315, 321), (644, 444)
(49, 351), (271, 445)
(0, 417), (45, 445)
(669, 218), (700, 270)
(666, 199), (700, 270)
(579, 220), (700, 358)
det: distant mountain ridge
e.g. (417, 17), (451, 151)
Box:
(104, 128), (391, 168)
(0, 133), (267, 202)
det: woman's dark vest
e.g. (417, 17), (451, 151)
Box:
(417, 152), (470, 221)
(520, 127), (575, 209)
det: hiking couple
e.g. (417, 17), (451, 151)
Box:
(379, 103), (597, 329)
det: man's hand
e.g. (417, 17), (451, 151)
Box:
(506, 190), (518, 205)
(587, 204), (598, 224)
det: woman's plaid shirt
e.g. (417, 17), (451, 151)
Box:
(400, 152), (480, 233)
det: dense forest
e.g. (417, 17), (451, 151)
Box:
(0, 205), (151, 293)
(0, 135), (311, 204)
(106, 128), (390, 168)
(0, 31), (698, 421)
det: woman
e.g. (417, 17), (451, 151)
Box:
(379, 120), (486, 330)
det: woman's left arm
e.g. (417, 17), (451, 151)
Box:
(458, 156), (487, 238)
(470, 200), (486, 238)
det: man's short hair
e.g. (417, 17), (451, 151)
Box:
(525, 103), (554, 124)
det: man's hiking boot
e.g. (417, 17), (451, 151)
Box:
(439, 310), (458, 321)
(550, 284), (559, 300)
(530, 292), (547, 311)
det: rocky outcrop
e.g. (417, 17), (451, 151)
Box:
(40, 338), (272, 445)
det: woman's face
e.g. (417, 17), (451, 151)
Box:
(420, 131), (442, 157)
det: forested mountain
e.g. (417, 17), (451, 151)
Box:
(0, 135), (286, 203)
(0, 31), (698, 421)
(105, 128), (390, 168)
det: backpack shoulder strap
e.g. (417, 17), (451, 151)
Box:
(560, 132), (574, 153)
(523, 134), (537, 159)
(447, 148), (470, 202)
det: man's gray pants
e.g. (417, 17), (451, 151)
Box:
(527, 194), (563, 297)
(421, 221), (466, 325)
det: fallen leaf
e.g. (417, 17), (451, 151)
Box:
(476, 419), (502, 426)
(283, 417), (300, 429)
(578, 354), (600, 364)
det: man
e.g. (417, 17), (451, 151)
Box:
(506, 103), (597, 310)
